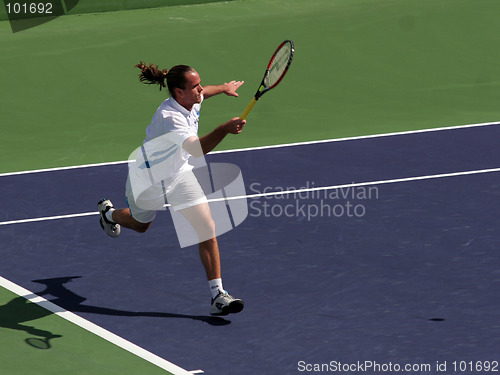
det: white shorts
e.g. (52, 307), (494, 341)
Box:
(125, 170), (208, 223)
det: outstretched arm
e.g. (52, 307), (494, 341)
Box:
(183, 117), (246, 156)
(203, 81), (244, 99)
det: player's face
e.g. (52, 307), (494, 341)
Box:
(178, 71), (203, 110)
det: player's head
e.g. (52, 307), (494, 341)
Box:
(135, 62), (202, 103)
(171, 68), (203, 109)
(166, 65), (200, 101)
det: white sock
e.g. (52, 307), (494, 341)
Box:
(105, 208), (115, 223)
(208, 278), (224, 299)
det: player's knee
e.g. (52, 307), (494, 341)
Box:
(196, 217), (216, 239)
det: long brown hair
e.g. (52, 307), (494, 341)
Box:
(135, 62), (195, 99)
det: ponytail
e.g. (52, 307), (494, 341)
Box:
(135, 61), (168, 90)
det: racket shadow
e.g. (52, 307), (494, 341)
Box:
(0, 295), (63, 349)
(31, 276), (231, 326)
(25, 335), (62, 349)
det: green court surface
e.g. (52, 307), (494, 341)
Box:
(1, 0), (500, 373)
(1, 0), (499, 174)
(0, 286), (177, 375)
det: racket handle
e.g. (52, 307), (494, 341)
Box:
(240, 98), (257, 120)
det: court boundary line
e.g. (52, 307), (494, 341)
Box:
(164, 167), (500, 205)
(0, 275), (201, 375)
(0, 120), (498, 177)
(2, 166), (499, 226)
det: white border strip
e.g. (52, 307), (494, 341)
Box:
(0, 121), (498, 177)
(2, 167), (499, 225)
(0, 276), (197, 375)
(162, 167), (500, 206)
(211, 120), (500, 154)
(173, 167), (500, 206)
(0, 212), (99, 226)
(0, 160), (129, 177)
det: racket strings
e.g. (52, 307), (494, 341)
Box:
(267, 43), (292, 87)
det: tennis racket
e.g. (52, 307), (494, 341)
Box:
(240, 39), (294, 120)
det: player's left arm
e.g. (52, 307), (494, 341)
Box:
(202, 81), (244, 99)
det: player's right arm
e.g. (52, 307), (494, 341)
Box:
(183, 117), (246, 156)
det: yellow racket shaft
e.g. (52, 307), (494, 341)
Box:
(240, 97), (258, 120)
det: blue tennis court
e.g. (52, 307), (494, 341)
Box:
(1, 123), (499, 374)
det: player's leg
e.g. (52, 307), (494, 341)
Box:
(111, 208), (151, 233)
(198, 237), (221, 280)
(98, 175), (157, 237)
(179, 203), (244, 316)
(178, 202), (220, 279)
(98, 198), (154, 236)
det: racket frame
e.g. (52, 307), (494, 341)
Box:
(240, 39), (294, 120)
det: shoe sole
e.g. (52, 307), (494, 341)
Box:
(227, 300), (244, 314)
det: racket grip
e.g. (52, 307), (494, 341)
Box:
(239, 98), (257, 120)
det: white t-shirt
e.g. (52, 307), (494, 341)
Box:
(143, 96), (203, 178)
(127, 96), (205, 212)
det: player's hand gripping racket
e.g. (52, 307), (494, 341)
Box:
(240, 39), (294, 120)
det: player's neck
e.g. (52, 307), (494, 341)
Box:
(175, 97), (194, 112)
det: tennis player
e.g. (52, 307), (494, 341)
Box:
(98, 62), (246, 316)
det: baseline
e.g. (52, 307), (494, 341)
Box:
(0, 121), (498, 177)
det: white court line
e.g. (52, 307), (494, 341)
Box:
(0, 211), (99, 226)
(0, 160), (129, 177)
(0, 120), (498, 177)
(163, 167), (500, 206)
(2, 167), (500, 226)
(0, 276), (199, 375)
(211, 120), (500, 154)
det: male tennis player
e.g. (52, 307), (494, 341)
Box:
(98, 62), (246, 316)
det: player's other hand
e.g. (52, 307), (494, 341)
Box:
(224, 81), (244, 97)
(224, 117), (246, 134)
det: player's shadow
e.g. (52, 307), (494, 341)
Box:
(31, 276), (230, 326)
(0, 295), (63, 349)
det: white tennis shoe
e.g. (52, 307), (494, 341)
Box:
(98, 198), (121, 238)
(210, 291), (244, 316)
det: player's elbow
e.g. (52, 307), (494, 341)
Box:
(183, 137), (204, 158)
